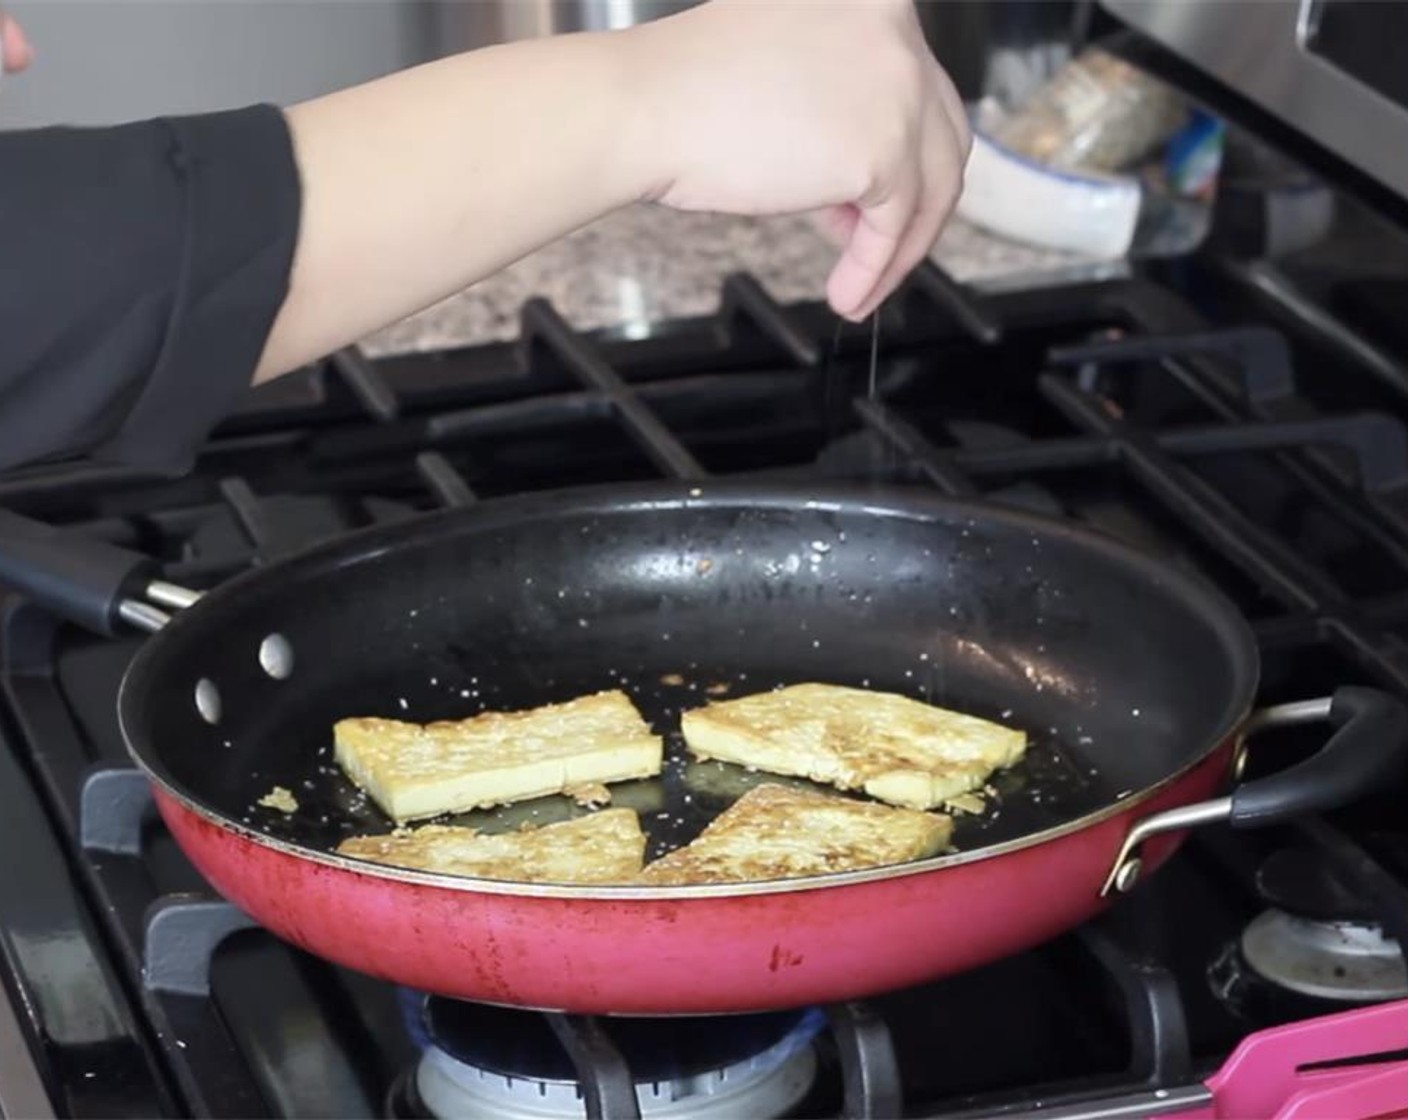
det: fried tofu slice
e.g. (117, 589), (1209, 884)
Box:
(680, 682), (1026, 810)
(334, 690), (662, 823)
(337, 808), (646, 885)
(640, 783), (951, 886)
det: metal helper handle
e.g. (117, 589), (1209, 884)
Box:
(0, 507), (202, 635)
(1102, 687), (1408, 896)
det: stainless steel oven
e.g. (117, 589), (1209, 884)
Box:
(1100, 0), (1408, 202)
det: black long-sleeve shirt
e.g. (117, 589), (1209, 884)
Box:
(0, 104), (301, 473)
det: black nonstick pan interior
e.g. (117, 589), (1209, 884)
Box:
(120, 483), (1258, 869)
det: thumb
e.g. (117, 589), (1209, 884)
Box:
(824, 182), (916, 321)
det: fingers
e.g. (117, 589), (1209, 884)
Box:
(825, 173), (919, 321)
(1, 14), (34, 73)
(828, 101), (966, 322)
(851, 115), (965, 321)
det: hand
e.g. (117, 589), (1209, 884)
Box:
(0, 9), (33, 74)
(621, 0), (970, 322)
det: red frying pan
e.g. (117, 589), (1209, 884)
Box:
(0, 482), (1402, 1014)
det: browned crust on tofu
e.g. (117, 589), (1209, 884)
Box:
(337, 808), (646, 884)
(333, 689), (662, 823)
(639, 783), (952, 886)
(680, 683), (1026, 810)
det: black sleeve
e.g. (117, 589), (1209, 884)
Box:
(0, 103), (301, 474)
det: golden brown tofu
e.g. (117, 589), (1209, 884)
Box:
(639, 783), (952, 886)
(680, 682), (1026, 810)
(337, 808), (646, 884)
(334, 690), (662, 823)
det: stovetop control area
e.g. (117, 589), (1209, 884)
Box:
(6, 221), (1408, 1119)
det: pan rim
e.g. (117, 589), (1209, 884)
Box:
(118, 480), (1261, 901)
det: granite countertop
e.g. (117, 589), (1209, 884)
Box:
(360, 206), (1101, 357)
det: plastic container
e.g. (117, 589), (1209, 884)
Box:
(990, 45), (1188, 175)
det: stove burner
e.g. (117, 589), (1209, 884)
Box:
(1239, 909), (1408, 1002)
(406, 998), (823, 1120)
(1246, 844), (1408, 1001)
(1210, 844), (1408, 1024)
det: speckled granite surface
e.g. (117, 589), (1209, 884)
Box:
(360, 206), (1091, 356)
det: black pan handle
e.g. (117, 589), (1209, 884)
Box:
(0, 507), (165, 636)
(1231, 687), (1408, 827)
(1102, 686), (1408, 896)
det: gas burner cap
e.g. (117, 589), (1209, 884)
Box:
(1241, 908), (1408, 1002)
(413, 1010), (821, 1120)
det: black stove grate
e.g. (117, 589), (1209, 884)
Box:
(4, 259), (1408, 1118)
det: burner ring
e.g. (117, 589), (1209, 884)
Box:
(419, 998), (820, 1085)
(1241, 908), (1408, 1003)
(412, 1007), (822, 1120)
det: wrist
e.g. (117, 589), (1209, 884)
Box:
(606, 21), (678, 204)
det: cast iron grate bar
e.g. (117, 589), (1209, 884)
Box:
(545, 1014), (641, 1120)
(2, 612), (269, 1117)
(1050, 330), (1408, 546)
(829, 1001), (903, 1119)
(1075, 924), (1191, 1087)
(1294, 817), (1408, 952)
(719, 273), (821, 367)
(418, 372), (813, 449)
(520, 300), (707, 480)
(80, 765), (153, 855)
(1221, 259), (1408, 403)
(414, 452), (476, 507)
(1049, 326), (1297, 408)
(1039, 374), (1408, 691)
(953, 414), (1408, 494)
(218, 477), (276, 558)
(143, 896), (258, 997)
(852, 398), (977, 496)
(921, 917), (1201, 1118)
(331, 348), (401, 423)
(910, 261), (1003, 345)
(427, 390), (615, 442)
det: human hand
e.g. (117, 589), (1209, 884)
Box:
(620, 0), (970, 322)
(0, 9), (34, 74)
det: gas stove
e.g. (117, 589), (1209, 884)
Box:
(10, 27), (1408, 1120)
(6, 248), (1408, 1118)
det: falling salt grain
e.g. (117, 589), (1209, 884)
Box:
(1132, 708), (1141, 717)
(398, 697), (409, 711)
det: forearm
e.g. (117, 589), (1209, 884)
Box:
(255, 31), (646, 382)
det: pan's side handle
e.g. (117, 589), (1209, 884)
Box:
(1102, 687), (1408, 896)
(0, 508), (200, 636)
